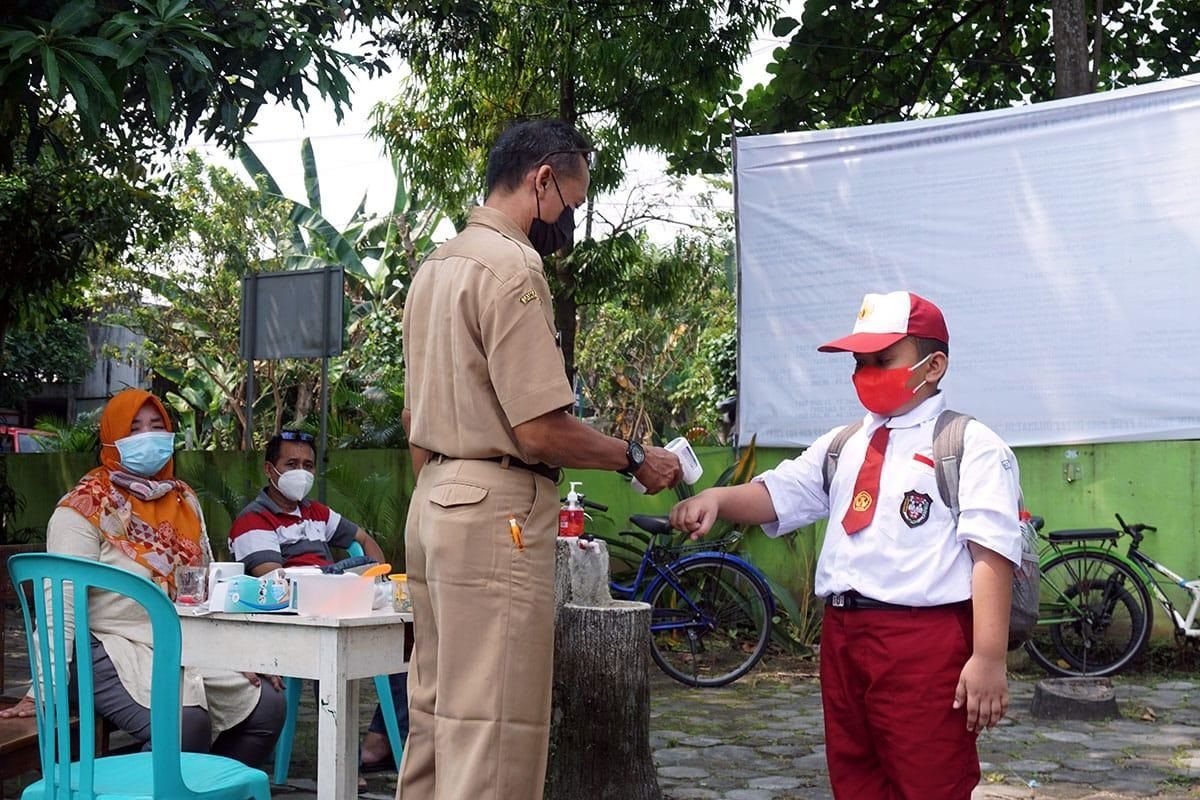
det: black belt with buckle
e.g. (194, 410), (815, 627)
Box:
(428, 452), (561, 483)
(825, 591), (964, 612)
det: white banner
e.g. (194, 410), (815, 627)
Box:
(734, 76), (1200, 448)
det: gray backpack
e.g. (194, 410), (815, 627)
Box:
(821, 410), (1039, 650)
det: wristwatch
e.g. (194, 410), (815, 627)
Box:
(619, 439), (645, 477)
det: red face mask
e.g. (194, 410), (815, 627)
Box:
(852, 354), (933, 416)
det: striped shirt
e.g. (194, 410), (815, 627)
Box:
(228, 488), (359, 572)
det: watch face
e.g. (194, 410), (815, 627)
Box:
(629, 440), (645, 465)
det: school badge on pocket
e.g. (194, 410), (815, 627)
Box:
(900, 490), (932, 528)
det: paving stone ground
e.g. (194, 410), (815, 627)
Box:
(8, 614), (1200, 799)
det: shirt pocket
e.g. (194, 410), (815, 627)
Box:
(880, 458), (941, 544)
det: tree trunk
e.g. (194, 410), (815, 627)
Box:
(1031, 677), (1118, 720)
(1052, 0), (1091, 98)
(546, 602), (662, 800)
(546, 539), (661, 800)
(552, 272), (578, 388)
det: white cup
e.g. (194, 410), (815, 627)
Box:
(631, 436), (704, 493)
(207, 561), (245, 600)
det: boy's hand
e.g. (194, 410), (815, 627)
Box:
(953, 653), (1009, 732)
(670, 491), (721, 540)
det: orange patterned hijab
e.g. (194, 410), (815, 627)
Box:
(58, 389), (204, 597)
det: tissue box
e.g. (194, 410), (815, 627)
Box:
(289, 573), (374, 617)
(210, 574), (292, 613)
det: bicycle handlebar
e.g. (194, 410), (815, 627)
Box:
(1114, 513), (1156, 535)
(560, 496), (609, 512)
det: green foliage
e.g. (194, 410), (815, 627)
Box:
(95, 152), (294, 449)
(0, 319), (92, 409)
(574, 233), (735, 441)
(684, 0), (1200, 169)
(372, 0), (779, 209)
(0, 0), (396, 169)
(33, 408), (102, 454)
(0, 156), (174, 349)
(239, 138), (446, 399)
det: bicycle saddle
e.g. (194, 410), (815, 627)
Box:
(629, 514), (674, 535)
(1047, 527), (1119, 542)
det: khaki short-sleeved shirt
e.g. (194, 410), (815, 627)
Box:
(404, 206), (575, 462)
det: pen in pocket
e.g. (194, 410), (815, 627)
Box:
(508, 517), (525, 550)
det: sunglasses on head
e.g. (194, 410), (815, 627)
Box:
(537, 148), (597, 170)
(279, 430), (315, 443)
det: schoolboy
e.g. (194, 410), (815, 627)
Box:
(670, 291), (1022, 799)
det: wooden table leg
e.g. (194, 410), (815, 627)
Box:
(316, 647), (360, 800)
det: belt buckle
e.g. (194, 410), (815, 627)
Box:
(831, 593), (845, 608)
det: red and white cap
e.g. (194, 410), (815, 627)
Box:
(818, 291), (949, 354)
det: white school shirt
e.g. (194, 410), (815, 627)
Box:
(755, 393), (1023, 606)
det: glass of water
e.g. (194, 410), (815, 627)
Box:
(174, 565), (207, 605)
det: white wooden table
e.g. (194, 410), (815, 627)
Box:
(177, 608), (411, 799)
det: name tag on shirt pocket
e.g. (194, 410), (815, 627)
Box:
(429, 482), (489, 509)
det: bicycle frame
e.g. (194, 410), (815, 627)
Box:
(1127, 547), (1200, 638)
(609, 538), (775, 629)
(1044, 539), (1200, 639)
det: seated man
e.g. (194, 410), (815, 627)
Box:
(228, 430), (407, 776)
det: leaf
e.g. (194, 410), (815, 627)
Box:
(59, 51), (117, 110)
(238, 144), (284, 196)
(60, 69), (90, 114)
(42, 47), (61, 99)
(145, 65), (172, 126)
(771, 16), (800, 38)
(50, 0), (100, 36)
(115, 38), (147, 69)
(71, 36), (123, 60)
(301, 138), (321, 212)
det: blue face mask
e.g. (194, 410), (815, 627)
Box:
(115, 431), (175, 477)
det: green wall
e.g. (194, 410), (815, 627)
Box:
(6, 440), (1198, 637)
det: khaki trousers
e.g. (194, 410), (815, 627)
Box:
(396, 457), (559, 800)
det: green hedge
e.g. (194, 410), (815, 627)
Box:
(7, 439), (1200, 640)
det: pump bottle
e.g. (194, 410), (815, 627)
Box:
(559, 481), (585, 537)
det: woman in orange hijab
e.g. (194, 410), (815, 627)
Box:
(0, 389), (285, 768)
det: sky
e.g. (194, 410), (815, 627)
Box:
(192, 3), (803, 245)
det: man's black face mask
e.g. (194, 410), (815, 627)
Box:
(529, 173), (575, 257)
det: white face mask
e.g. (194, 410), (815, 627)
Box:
(271, 466), (314, 503)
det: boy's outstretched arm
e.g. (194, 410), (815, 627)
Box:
(954, 542), (1013, 732)
(670, 484), (778, 540)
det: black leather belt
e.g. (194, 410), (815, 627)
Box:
(428, 452), (561, 483)
(824, 591), (968, 612)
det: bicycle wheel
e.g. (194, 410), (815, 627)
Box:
(1024, 551), (1152, 677)
(645, 556), (772, 688)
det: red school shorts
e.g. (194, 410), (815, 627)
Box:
(819, 602), (979, 800)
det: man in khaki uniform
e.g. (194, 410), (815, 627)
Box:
(398, 119), (682, 800)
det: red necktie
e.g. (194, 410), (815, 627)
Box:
(842, 426), (890, 534)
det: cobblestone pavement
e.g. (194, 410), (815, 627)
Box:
(8, 612), (1200, 799)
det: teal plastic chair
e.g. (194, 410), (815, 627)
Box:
(270, 541), (405, 785)
(8, 552), (271, 800)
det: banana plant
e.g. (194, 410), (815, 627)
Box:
(238, 138), (445, 315)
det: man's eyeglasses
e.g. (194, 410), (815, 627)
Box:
(279, 430), (315, 443)
(537, 149), (597, 170)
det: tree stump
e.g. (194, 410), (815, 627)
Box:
(545, 539), (662, 800)
(1030, 677), (1119, 720)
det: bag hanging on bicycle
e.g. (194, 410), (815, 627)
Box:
(822, 409), (1039, 650)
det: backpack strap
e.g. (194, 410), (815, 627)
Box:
(933, 410), (974, 517)
(822, 420), (864, 496)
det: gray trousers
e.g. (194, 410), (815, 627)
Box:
(88, 636), (285, 768)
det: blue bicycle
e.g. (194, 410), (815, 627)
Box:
(592, 500), (776, 687)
